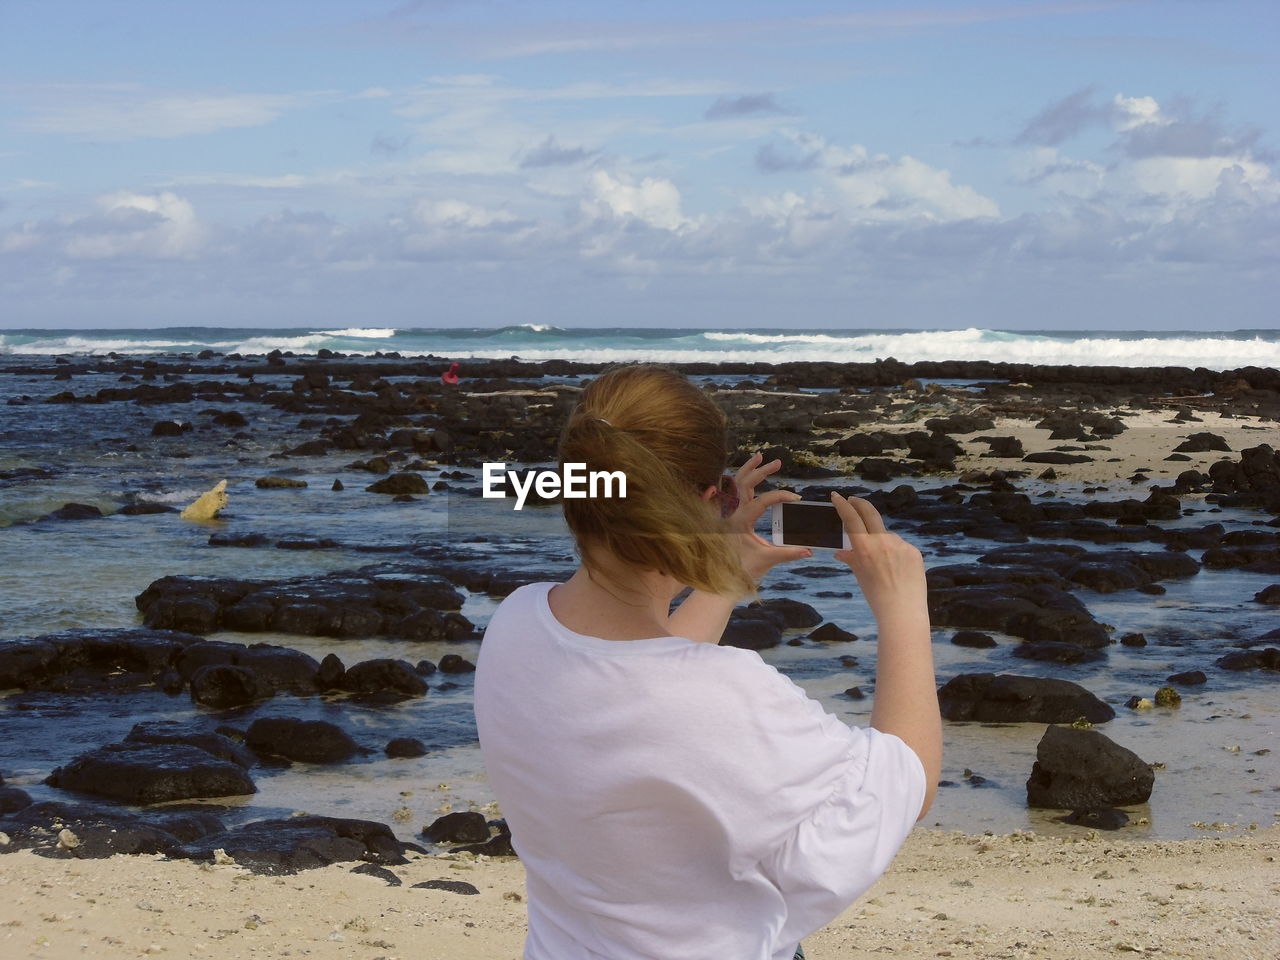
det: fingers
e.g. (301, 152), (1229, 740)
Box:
(829, 491), (868, 536)
(733, 451), (762, 490)
(848, 496), (887, 534)
(736, 451), (781, 493)
(774, 544), (813, 563)
(742, 488), (800, 524)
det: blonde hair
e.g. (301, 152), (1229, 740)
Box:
(558, 365), (753, 598)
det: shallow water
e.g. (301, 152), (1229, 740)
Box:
(1, 356), (1276, 843)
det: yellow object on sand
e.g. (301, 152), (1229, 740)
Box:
(180, 479), (228, 521)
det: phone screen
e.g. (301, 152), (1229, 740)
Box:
(779, 501), (846, 549)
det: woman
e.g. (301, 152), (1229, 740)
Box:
(475, 364), (941, 960)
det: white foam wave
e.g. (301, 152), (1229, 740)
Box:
(0, 335), (241, 356)
(225, 335), (347, 354)
(437, 332), (1280, 371)
(317, 328), (398, 339)
(702, 329), (989, 347)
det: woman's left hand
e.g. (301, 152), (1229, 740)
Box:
(725, 452), (812, 580)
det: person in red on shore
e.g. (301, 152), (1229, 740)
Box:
(475, 363), (941, 960)
(441, 361), (461, 386)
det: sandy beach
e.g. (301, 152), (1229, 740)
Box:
(2, 827), (1277, 959)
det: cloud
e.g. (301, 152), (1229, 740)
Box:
(583, 171), (690, 231)
(1018, 88), (1269, 161)
(1118, 98), (1265, 160)
(0, 190), (208, 261)
(754, 131), (999, 222)
(1010, 147), (1106, 197)
(1009, 88), (1277, 216)
(519, 135), (599, 168)
(1015, 86), (1108, 146)
(704, 93), (790, 122)
(6, 84), (307, 141)
(415, 199), (522, 229)
(755, 139), (824, 173)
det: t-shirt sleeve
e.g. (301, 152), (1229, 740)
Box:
(707, 652), (928, 940)
(765, 725), (927, 943)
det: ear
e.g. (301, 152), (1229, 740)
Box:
(699, 484), (717, 502)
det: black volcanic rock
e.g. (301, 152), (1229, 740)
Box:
(339, 657), (429, 697)
(367, 472), (429, 495)
(189, 663), (275, 708)
(0, 628), (202, 693)
(422, 811), (490, 844)
(746, 598), (823, 629)
(937, 673), (1115, 723)
(977, 436), (1024, 458)
(1026, 725), (1154, 809)
(1173, 432), (1231, 453)
(44, 503), (104, 521)
(1253, 584), (1280, 604)
(808, 622), (859, 643)
(0, 800), (224, 859)
(173, 815), (412, 875)
(45, 742), (256, 803)
(385, 737), (427, 758)
(135, 569), (467, 640)
(1023, 452), (1093, 465)
(951, 630), (997, 649)
(245, 717), (361, 764)
(1215, 648), (1280, 672)
(124, 720), (255, 768)
(720, 617), (782, 650)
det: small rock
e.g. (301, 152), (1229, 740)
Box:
(1153, 686), (1181, 707)
(255, 476), (308, 489)
(808, 622), (859, 643)
(951, 631), (997, 649)
(385, 737), (427, 758)
(350, 863), (401, 886)
(438, 654), (476, 674)
(422, 811), (489, 844)
(57, 828), (81, 850)
(412, 879), (479, 895)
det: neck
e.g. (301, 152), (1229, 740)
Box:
(548, 562), (677, 642)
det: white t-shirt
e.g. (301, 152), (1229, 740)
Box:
(474, 582), (927, 960)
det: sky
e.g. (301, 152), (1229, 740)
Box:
(0, 0), (1276, 331)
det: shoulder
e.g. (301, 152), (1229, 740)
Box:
(484, 582), (551, 626)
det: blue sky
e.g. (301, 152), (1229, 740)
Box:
(0, 0), (1276, 330)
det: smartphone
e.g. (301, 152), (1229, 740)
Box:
(771, 501), (852, 550)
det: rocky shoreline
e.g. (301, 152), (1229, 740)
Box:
(1, 349), (1278, 876)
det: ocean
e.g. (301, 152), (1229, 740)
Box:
(1, 325), (1278, 370)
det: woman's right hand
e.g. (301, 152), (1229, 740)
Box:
(829, 492), (928, 625)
